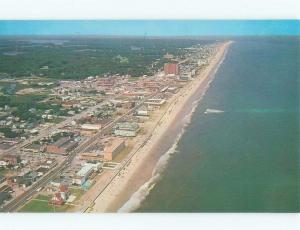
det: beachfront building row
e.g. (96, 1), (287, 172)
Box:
(103, 138), (125, 161)
(114, 122), (140, 137)
(72, 163), (102, 186)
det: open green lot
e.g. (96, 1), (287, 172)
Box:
(19, 195), (71, 213)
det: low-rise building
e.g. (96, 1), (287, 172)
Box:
(46, 137), (78, 155)
(135, 108), (149, 117)
(114, 122), (140, 137)
(179, 73), (191, 81)
(80, 123), (101, 131)
(49, 192), (65, 205)
(1, 155), (20, 166)
(58, 184), (70, 201)
(145, 98), (166, 107)
(72, 164), (94, 186)
(79, 151), (103, 161)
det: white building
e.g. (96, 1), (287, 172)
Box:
(80, 124), (101, 131)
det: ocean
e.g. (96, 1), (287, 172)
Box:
(135, 37), (299, 212)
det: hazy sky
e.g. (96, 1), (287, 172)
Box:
(0, 20), (299, 36)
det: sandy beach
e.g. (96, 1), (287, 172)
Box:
(75, 41), (232, 213)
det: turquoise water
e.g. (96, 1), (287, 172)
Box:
(137, 37), (299, 212)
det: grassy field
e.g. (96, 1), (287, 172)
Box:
(19, 195), (71, 213)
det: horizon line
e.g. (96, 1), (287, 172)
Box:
(0, 20), (299, 36)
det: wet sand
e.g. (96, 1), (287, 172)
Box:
(89, 41), (232, 212)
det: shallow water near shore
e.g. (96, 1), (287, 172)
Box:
(117, 42), (229, 212)
(136, 37), (299, 212)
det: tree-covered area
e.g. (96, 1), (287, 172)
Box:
(0, 37), (213, 79)
(0, 94), (46, 121)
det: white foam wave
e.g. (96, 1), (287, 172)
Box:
(118, 129), (183, 213)
(204, 108), (224, 114)
(118, 99), (199, 213)
(118, 46), (229, 213)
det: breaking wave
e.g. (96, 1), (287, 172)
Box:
(118, 100), (199, 213)
(118, 45), (229, 213)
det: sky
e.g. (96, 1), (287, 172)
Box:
(0, 20), (299, 36)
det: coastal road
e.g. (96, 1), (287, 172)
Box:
(0, 92), (157, 212)
(79, 78), (198, 212)
(1, 99), (111, 157)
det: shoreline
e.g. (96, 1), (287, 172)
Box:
(89, 41), (232, 213)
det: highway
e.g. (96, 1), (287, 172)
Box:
(1, 100), (110, 156)
(0, 92), (156, 212)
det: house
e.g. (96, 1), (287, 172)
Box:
(18, 178), (32, 188)
(15, 171), (38, 188)
(2, 155), (20, 166)
(24, 171), (38, 182)
(49, 192), (65, 205)
(58, 184), (70, 201)
(0, 160), (8, 167)
(36, 166), (49, 176)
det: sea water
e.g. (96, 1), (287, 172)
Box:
(136, 37), (299, 212)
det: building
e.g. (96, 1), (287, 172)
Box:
(80, 130), (96, 137)
(0, 160), (8, 167)
(36, 166), (49, 176)
(46, 137), (78, 155)
(163, 53), (174, 59)
(179, 73), (191, 81)
(167, 86), (179, 94)
(103, 138), (125, 161)
(18, 178), (32, 188)
(164, 63), (179, 75)
(58, 184), (70, 201)
(135, 108), (149, 116)
(114, 122), (140, 137)
(1, 155), (20, 166)
(38, 159), (57, 169)
(97, 78), (115, 88)
(145, 98), (166, 107)
(49, 192), (65, 205)
(80, 123), (101, 131)
(122, 101), (135, 109)
(72, 164), (94, 186)
(80, 151), (103, 161)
